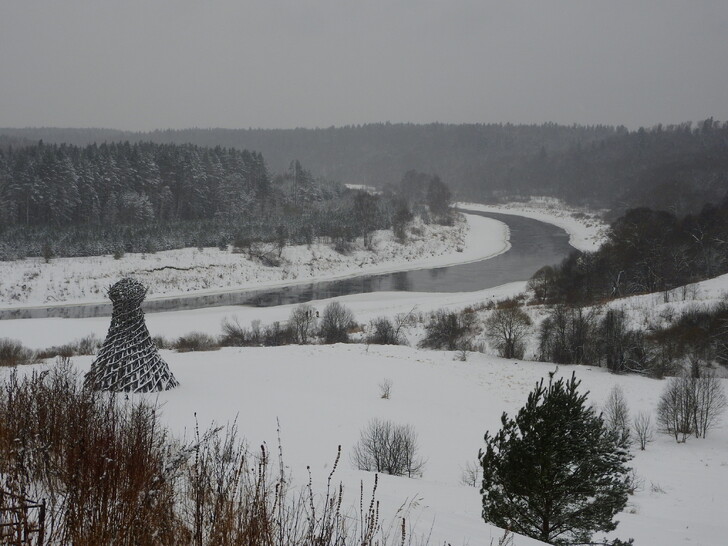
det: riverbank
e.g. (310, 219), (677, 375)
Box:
(0, 213), (509, 309)
(457, 198), (607, 252)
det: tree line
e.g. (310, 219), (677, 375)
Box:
(0, 141), (452, 260)
(4, 119), (727, 213)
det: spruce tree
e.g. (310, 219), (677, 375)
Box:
(479, 372), (632, 545)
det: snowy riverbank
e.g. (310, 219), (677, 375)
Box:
(457, 198), (608, 252)
(0, 213), (509, 308)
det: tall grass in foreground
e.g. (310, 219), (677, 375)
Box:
(0, 359), (422, 545)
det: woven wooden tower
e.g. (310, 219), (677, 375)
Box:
(85, 278), (178, 392)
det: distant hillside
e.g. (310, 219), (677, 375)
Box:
(2, 120), (727, 213)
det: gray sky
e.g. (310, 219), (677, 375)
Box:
(2, 0), (727, 131)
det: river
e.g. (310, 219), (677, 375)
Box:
(0, 211), (572, 320)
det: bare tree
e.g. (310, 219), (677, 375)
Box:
(603, 385), (631, 446)
(657, 374), (694, 442)
(484, 303), (531, 359)
(657, 369), (727, 442)
(632, 411), (654, 450)
(289, 303), (316, 344)
(693, 370), (727, 438)
(351, 419), (425, 478)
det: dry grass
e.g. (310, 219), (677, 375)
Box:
(0, 360), (430, 545)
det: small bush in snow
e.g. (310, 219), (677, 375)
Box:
(632, 411), (654, 450)
(220, 317), (255, 346)
(0, 338), (36, 367)
(367, 317), (404, 345)
(174, 332), (220, 352)
(378, 378), (392, 399)
(36, 335), (101, 360)
(153, 335), (171, 350)
(418, 309), (474, 351)
(460, 460), (481, 487)
(262, 321), (296, 347)
(320, 302), (355, 344)
(351, 418), (425, 478)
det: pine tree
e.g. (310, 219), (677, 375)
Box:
(479, 372), (632, 545)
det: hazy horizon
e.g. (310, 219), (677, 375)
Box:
(2, 1), (727, 132)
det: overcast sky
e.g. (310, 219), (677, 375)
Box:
(2, 1), (727, 131)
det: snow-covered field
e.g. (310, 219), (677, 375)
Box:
(6, 345), (728, 546)
(457, 198), (608, 252)
(0, 213), (508, 308)
(4, 202), (728, 544)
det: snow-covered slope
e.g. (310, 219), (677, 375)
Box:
(8, 345), (727, 545)
(0, 213), (509, 308)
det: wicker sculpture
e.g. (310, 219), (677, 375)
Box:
(85, 278), (178, 392)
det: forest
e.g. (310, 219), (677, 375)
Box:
(3, 119), (727, 214)
(530, 199), (728, 305)
(0, 141), (449, 260)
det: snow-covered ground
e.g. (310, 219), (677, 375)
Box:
(457, 198), (608, 252)
(0, 284), (526, 350)
(6, 345), (728, 546)
(0, 213), (509, 308)
(4, 201), (728, 544)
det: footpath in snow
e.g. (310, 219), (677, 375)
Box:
(0, 213), (509, 308)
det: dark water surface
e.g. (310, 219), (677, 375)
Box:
(0, 211), (572, 320)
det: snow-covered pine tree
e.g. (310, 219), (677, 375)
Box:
(85, 278), (178, 392)
(479, 372), (632, 545)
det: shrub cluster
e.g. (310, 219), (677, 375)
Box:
(0, 338), (36, 367)
(418, 309), (475, 351)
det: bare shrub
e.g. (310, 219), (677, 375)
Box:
(0, 363), (429, 545)
(174, 331), (221, 352)
(320, 301), (355, 344)
(152, 335), (171, 350)
(460, 460), (481, 487)
(632, 411), (654, 450)
(657, 369), (727, 442)
(367, 316), (404, 345)
(0, 361), (178, 544)
(418, 309), (474, 351)
(220, 316), (255, 346)
(289, 303), (317, 344)
(262, 321), (296, 346)
(603, 385), (631, 446)
(379, 378), (392, 399)
(625, 468), (644, 495)
(351, 419), (425, 477)
(35, 334), (102, 360)
(0, 338), (36, 367)
(484, 303), (531, 359)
